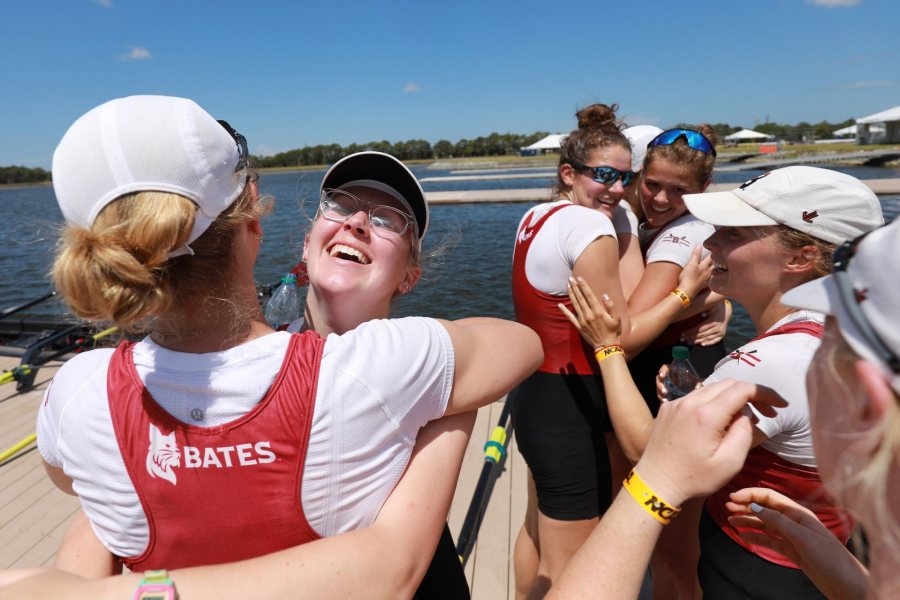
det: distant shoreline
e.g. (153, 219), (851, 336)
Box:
(3, 144), (898, 190)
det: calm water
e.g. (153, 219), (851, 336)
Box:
(3, 164), (899, 350)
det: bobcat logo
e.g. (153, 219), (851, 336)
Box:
(660, 233), (691, 247)
(147, 424), (181, 485)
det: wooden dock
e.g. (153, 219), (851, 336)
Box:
(0, 354), (525, 598)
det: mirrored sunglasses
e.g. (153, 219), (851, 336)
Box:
(319, 189), (413, 238)
(649, 128), (717, 157)
(569, 161), (636, 187)
(832, 232), (900, 372)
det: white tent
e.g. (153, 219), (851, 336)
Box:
(856, 105), (900, 124)
(855, 105), (900, 144)
(833, 124), (857, 137)
(520, 133), (566, 154)
(724, 128), (774, 142)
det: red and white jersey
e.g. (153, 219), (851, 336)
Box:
(705, 311), (825, 466)
(37, 318), (453, 564)
(704, 310), (853, 568)
(108, 333), (322, 570)
(512, 200), (616, 374)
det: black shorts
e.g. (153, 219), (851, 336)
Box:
(510, 370), (613, 521)
(698, 508), (825, 599)
(628, 341), (726, 414)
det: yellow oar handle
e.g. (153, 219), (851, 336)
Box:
(92, 326), (118, 341)
(0, 365), (33, 385)
(483, 425), (508, 463)
(0, 433), (36, 462)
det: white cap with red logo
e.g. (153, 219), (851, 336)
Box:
(683, 166), (883, 244)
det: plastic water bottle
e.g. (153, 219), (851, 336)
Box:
(664, 345), (702, 400)
(264, 274), (300, 331)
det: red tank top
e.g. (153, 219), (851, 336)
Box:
(107, 332), (325, 570)
(706, 320), (853, 569)
(512, 203), (599, 375)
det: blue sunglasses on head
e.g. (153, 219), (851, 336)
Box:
(649, 128), (716, 157)
(568, 161), (636, 187)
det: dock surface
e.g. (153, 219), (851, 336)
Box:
(0, 354), (524, 598)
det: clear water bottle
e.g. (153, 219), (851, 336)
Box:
(664, 345), (702, 400)
(264, 274), (300, 331)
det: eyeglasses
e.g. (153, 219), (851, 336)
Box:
(217, 119), (250, 172)
(318, 189), (414, 238)
(568, 161), (636, 187)
(832, 232), (899, 372)
(649, 128), (717, 157)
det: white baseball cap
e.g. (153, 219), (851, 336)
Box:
(321, 151), (428, 241)
(622, 125), (663, 172)
(683, 166), (883, 244)
(52, 95), (248, 257)
(782, 218), (900, 393)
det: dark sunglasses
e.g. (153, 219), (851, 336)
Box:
(649, 128), (717, 157)
(217, 119), (250, 172)
(832, 232), (899, 372)
(568, 161), (636, 187)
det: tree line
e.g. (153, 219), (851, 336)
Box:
(0, 118), (862, 182)
(702, 118), (856, 144)
(255, 131), (551, 168)
(0, 165), (51, 185)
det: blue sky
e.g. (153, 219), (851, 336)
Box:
(3, 0), (898, 168)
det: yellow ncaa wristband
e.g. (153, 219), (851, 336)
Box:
(671, 288), (691, 306)
(623, 470), (681, 525)
(594, 344), (624, 362)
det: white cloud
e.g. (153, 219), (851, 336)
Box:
(119, 47), (152, 61)
(94, 0), (113, 7)
(807, 0), (862, 7)
(255, 144), (276, 156)
(403, 82), (422, 93)
(838, 80), (897, 89)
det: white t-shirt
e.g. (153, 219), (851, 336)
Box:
(37, 317), (454, 557)
(517, 200), (618, 295)
(642, 213), (714, 266)
(704, 310), (825, 467)
(613, 202), (639, 238)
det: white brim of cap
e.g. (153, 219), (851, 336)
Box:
(782, 275), (836, 316)
(783, 275), (900, 393)
(683, 190), (779, 227)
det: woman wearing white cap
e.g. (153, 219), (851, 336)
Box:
(559, 165), (884, 598)
(548, 218), (900, 599)
(680, 166), (884, 598)
(725, 218), (900, 598)
(28, 95), (541, 597)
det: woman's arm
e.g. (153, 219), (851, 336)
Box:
(560, 278), (654, 462)
(726, 487), (868, 599)
(53, 510), (121, 577)
(572, 235), (632, 348)
(620, 249), (714, 357)
(439, 318), (542, 415)
(3, 413), (476, 600)
(549, 379), (784, 599)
